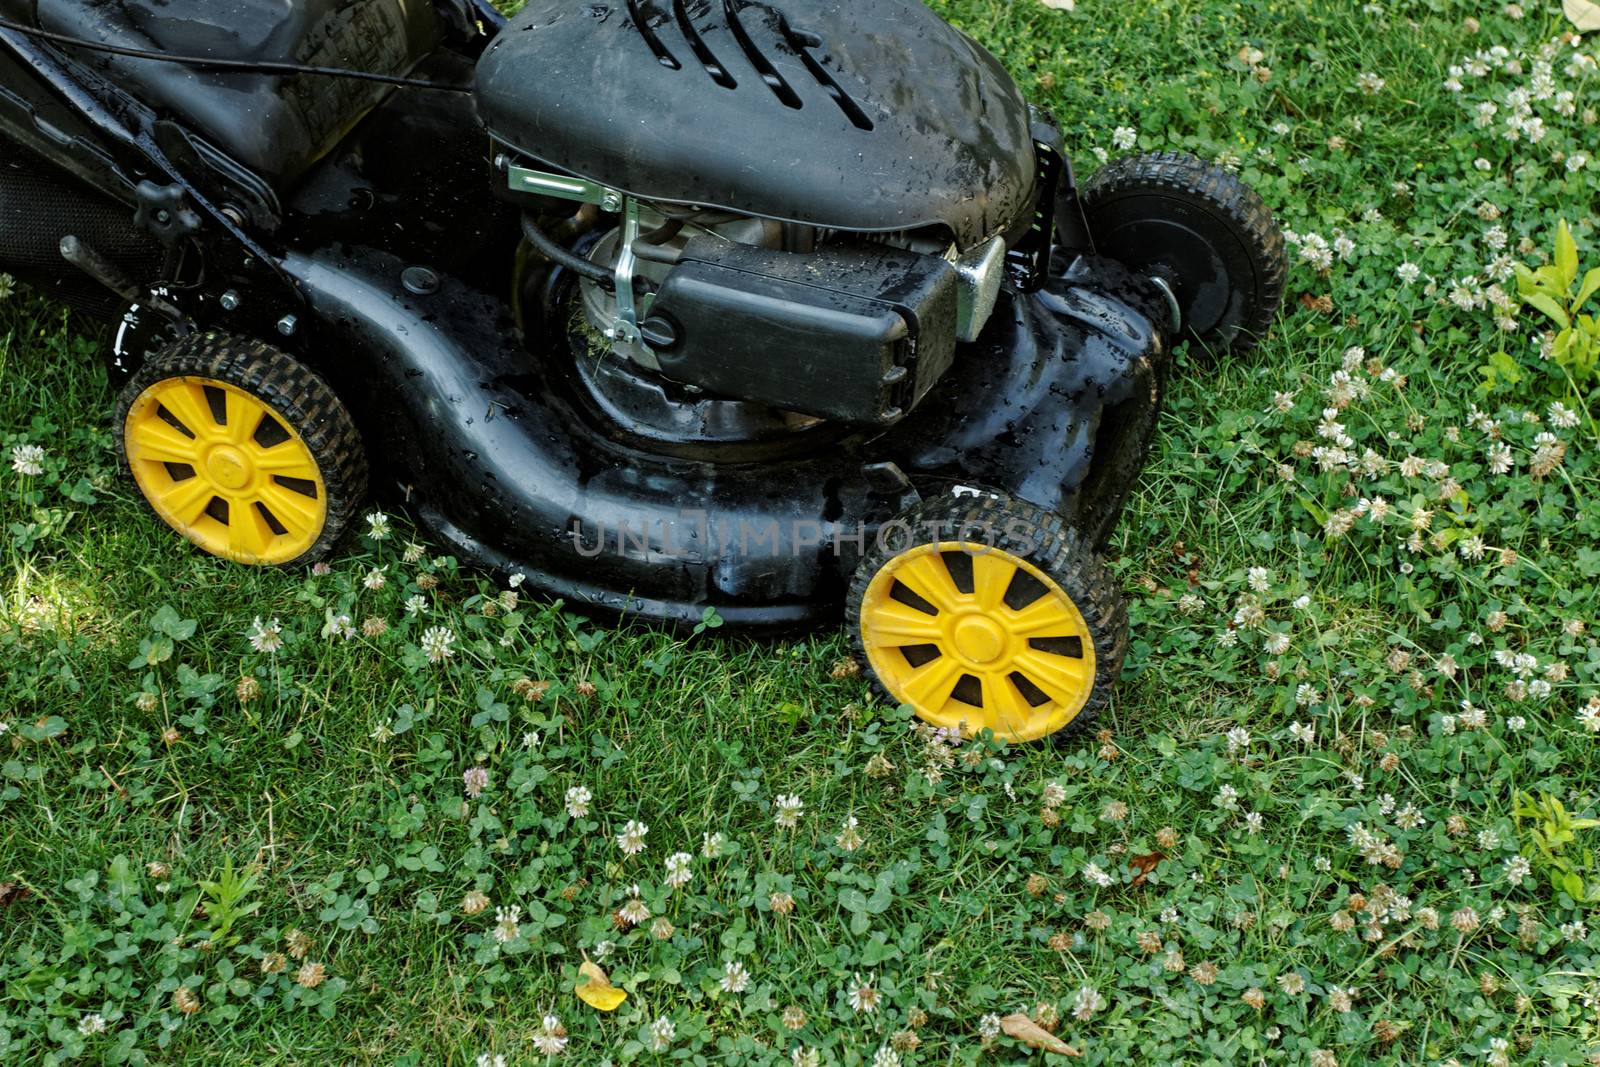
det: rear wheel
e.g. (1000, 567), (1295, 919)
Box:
(847, 493), (1127, 743)
(115, 333), (366, 566)
(1081, 151), (1286, 356)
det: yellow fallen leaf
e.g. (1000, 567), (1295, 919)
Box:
(1567, 0), (1600, 30)
(575, 958), (627, 1012)
(999, 1012), (1081, 1057)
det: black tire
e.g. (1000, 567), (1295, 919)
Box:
(114, 331), (367, 566)
(846, 492), (1127, 743)
(1081, 150), (1286, 356)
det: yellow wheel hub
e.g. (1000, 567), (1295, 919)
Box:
(859, 542), (1097, 742)
(123, 376), (327, 564)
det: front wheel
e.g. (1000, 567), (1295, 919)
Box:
(847, 493), (1127, 743)
(1081, 150), (1286, 357)
(115, 333), (367, 566)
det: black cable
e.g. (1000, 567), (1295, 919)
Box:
(521, 214), (614, 287)
(0, 15), (474, 92)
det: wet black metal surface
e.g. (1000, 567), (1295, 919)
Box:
(282, 243), (1167, 628)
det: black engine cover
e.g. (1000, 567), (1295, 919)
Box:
(476, 0), (1037, 249)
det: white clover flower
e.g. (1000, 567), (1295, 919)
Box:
(835, 815), (864, 851)
(1577, 701), (1600, 733)
(719, 960), (751, 994)
(847, 975), (879, 1014)
(420, 626), (456, 663)
(648, 1016), (676, 1051)
(1504, 855), (1531, 886)
(365, 511), (391, 540)
(1111, 125), (1137, 150)
(363, 567), (387, 590)
(1290, 721), (1315, 744)
(321, 609), (355, 641)
(619, 890), (650, 926)
(10, 443), (44, 476)
(1355, 71), (1386, 94)
(1298, 232), (1333, 271)
(404, 594), (428, 615)
(492, 905), (521, 944)
(774, 793), (805, 829)
(665, 851), (693, 888)
(247, 616), (284, 654)
(978, 1013), (1002, 1040)
(1073, 985), (1107, 1021)
(77, 1013), (107, 1036)
(617, 819), (649, 855)
(565, 785), (592, 818)
(1487, 442), (1514, 474)
(532, 1014), (568, 1056)
(1082, 862), (1114, 888)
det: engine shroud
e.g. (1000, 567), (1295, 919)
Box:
(476, 0), (1038, 249)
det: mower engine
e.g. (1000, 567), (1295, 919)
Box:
(560, 193), (1018, 427)
(478, 0), (1049, 428)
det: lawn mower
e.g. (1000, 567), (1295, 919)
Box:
(0, 0), (1285, 741)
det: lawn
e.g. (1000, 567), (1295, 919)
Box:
(3, 0), (1600, 1064)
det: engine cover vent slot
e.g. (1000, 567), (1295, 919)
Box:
(776, 13), (875, 131)
(724, 0), (802, 109)
(626, 0), (682, 69)
(627, 1), (873, 129)
(672, 0), (737, 89)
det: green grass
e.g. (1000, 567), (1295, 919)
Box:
(4, 1), (1600, 1064)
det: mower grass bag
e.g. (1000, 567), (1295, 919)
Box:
(0, 0), (1286, 742)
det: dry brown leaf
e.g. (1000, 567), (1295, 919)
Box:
(0, 882), (31, 909)
(1000, 1012), (1081, 1056)
(1566, 0), (1600, 31)
(1129, 852), (1165, 888)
